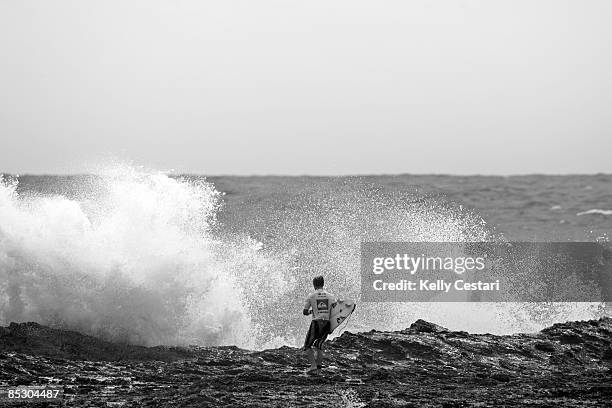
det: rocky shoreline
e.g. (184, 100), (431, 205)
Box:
(1, 318), (611, 407)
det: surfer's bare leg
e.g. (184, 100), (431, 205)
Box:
(315, 349), (323, 371)
(305, 348), (317, 369)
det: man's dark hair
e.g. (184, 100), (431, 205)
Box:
(313, 275), (324, 289)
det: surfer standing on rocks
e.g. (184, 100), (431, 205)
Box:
(303, 275), (336, 375)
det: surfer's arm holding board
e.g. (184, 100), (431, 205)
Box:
(303, 297), (312, 316)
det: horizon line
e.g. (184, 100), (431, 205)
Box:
(2, 171), (612, 178)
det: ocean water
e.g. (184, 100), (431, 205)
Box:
(1, 167), (610, 349)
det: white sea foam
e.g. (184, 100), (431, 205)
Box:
(0, 166), (291, 348)
(577, 209), (612, 216)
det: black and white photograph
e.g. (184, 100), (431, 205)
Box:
(1, 1), (611, 406)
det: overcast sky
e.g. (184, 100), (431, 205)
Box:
(1, 1), (611, 175)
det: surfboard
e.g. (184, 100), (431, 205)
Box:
(329, 300), (356, 333)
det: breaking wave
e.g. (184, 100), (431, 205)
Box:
(577, 209), (612, 216)
(0, 166), (293, 348)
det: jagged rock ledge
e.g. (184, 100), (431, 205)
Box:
(1, 318), (612, 407)
(0, 322), (195, 362)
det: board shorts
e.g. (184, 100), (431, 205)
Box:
(303, 319), (331, 350)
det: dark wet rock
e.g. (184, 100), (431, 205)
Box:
(1, 318), (612, 406)
(406, 319), (448, 334)
(534, 341), (556, 352)
(490, 372), (512, 382)
(602, 346), (612, 360)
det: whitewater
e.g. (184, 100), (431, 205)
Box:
(0, 166), (604, 349)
